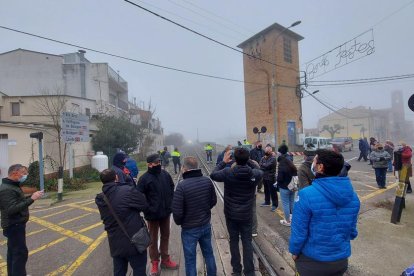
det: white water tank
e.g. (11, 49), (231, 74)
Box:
(92, 151), (108, 172)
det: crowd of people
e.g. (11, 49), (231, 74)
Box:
(0, 138), (412, 276)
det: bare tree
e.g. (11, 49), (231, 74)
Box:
(35, 87), (68, 168)
(321, 124), (344, 139)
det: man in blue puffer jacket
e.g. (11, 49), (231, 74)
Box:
(289, 149), (360, 276)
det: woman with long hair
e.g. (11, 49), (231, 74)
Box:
(276, 155), (297, 226)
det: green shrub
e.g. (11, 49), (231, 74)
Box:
(25, 161), (40, 188)
(73, 166), (100, 182)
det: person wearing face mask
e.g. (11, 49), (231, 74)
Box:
(297, 147), (316, 190)
(369, 143), (391, 189)
(250, 141), (265, 192)
(259, 145), (278, 211)
(289, 150), (360, 276)
(112, 152), (134, 185)
(0, 164), (44, 276)
(137, 153), (179, 276)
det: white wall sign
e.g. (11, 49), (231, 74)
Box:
(61, 112), (90, 143)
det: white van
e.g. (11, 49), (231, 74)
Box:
(303, 136), (331, 150)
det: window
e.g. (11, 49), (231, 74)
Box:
(71, 103), (80, 113)
(11, 102), (20, 116)
(85, 108), (91, 117)
(283, 37), (292, 63)
(0, 106), (2, 120)
(0, 134), (8, 139)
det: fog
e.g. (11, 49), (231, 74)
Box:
(1, 0), (413, 143)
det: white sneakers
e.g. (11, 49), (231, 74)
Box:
(280, 219), (291, 227)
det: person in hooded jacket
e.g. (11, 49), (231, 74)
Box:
(95, 169), (148, 276)
(125, 156), (139, 180)
(357, 138), (369, 161)
(137, 153), (178, 276)
(289, 149), (360, 276)
(112, 152), (134, 185)
(210, 148), (263, 276)
(370, 143), (391, 189)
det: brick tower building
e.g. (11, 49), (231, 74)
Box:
(238, 23), (304, 148)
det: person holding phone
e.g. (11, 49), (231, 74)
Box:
(0, 164), (44, 276)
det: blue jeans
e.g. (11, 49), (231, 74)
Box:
(181, 223), (216, 276)
(387, 160), (393, 172)
(374, 168), (387, 187)
(113, 252), (147, 276)
(225, 218), (254, 276)
(279, 188), (295, 221)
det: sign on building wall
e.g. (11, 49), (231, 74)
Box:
(61, 112), (90, 143)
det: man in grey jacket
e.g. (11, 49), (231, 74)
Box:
(370, 143), (391, 189)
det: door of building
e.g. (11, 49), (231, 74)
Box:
(287, 121), (296, 146)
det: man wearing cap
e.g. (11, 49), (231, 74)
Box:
(137, 153), (179, 276)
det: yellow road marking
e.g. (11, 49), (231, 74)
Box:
(78, 222), (102, 233)
(58, 213), (92, 225)
(0, 228), (48, 246)
(41, 208), (75, 218)
(0, 254), (6, 275)
(63, 231), (107, 276)
(79, 200), (96, 206)
(353, 181), (378, 190)
(29, 237), (67, 255)
(30, 199), (95, 214)
(66, 204), (99, 213)
(360, 182), (398, 202)
(46, 264), (69, 276)
(30, 216), (93, 245)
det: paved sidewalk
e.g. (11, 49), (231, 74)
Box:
(348, 194), (414, 276)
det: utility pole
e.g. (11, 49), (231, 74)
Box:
(29, 132), (45, 193)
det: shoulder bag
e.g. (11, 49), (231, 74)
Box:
(287, 176), (299, 192)
(102, 194), (151, 254)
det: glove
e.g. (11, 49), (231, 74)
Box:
(379, 157), (385, 161)
(273, 182), (278, 188)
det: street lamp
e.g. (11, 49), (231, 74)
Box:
(271, 20), (301, 147)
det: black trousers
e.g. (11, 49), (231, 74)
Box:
(173, 161), (181, 173)
(295, 254), (348, 276)
(113, 252), (147, 276)
(357, 151), (368, 161)
(225, 218), (254, 276)
(263, 179), (278, 207)
(3, 223), (28, 276)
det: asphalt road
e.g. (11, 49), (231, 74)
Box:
(0, 149), (398, 276)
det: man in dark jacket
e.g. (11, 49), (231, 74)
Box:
(138, 153), (178, 276)
(250, 141), (265, 192)
(172, 156), (217, 276)
(95, 169), (148, 276)
(0, 164), (43, 276)
(210, 148), (263, 276)
(357, 138), (369, 162)
(259, 145), (278, 211)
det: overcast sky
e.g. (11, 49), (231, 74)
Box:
(1, 0), (413, 142)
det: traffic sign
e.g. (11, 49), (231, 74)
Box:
(61, 112), (90, 143)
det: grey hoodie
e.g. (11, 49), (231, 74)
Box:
(369, 150), (391, 168)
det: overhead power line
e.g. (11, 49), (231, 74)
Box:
(0, 25), (263, 85)
(308, 73), (414, 83)
(308, 74), (414, 87)
(123, 0), (299, 72)
(371, 0), (414, 28)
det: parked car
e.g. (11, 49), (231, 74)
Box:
(330, 137), (353, 152)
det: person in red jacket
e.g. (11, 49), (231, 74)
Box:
(400, 142), (412, 193)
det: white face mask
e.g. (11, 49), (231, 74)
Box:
(311, 163), (317, 176)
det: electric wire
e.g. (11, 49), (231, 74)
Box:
(0, 25), (264, 86)
(308, 73), (414, 83)
(167, 0), (249, 38)
(371, 0), (414, 28)
(307, 74), (414, 87)
(123, 0), (299, 72)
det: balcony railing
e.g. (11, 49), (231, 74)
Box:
(108, 66), (128, 91)
(118, 99), (129, 111)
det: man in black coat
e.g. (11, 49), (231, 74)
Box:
(137, 153), (178, 276)
(210, 147), (263, 276)
(172, 156), (217, 276)
(0, 164), (44, 276)
(95, 169), (148, 276)
(250, 141), (265, 192)
(259, 145), (278, 211)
